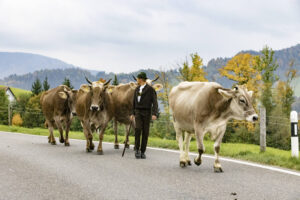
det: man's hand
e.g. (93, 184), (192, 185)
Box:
(130, 115), (135, 121)
(152, 115), (157, 120)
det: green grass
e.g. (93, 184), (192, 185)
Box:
(0, 85), (32, 98)
(0, 125), (299, 171)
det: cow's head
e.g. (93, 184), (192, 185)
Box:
(218, 85), (258, 122)
(131, 75), (163, 91)
(85, 77), (112, 112)
(58, 87), (78, 116)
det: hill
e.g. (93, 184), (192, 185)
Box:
(0, 52), (75, 79)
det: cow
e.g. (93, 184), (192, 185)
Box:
(40, 85), (78, 146)
(76, 77), (163, 154)
(111, 76), (163, 149)
(169, 82), (258, 172)
(76, 78), (113, 153)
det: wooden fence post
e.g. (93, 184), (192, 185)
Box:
(260, 106), (266, 152)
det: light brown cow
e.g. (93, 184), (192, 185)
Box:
(40, 85), (78, 146)
(169, 82), (258, 172)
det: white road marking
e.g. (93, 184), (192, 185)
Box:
(3, 131), (300, 177)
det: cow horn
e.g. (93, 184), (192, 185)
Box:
(104, 79), (112, 86)
(152, 76), (159, 82)
(85, 76), (93, 85)
(132, 75), (137, 81)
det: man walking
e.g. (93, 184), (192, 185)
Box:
(130, 72), (158, 159)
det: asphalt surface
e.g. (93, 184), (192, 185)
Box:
(0, 131), (299, 200)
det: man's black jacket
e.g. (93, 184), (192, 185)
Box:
(132, 84), (158, 117)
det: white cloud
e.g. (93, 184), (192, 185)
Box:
(0, 0), (299, 73)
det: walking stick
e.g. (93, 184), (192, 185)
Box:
(122, 120), (133, 157)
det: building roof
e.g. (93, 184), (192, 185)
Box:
(0, 86), (17, 101)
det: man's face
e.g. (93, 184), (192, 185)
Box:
(137, 78), (145, 86)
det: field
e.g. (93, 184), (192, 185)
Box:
(0, 85), (31, 98)
(0, 125), (299, 171)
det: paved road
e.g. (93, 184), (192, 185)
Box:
(0, 131), (299, 200)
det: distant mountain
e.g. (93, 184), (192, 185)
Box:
(0, 52), (75, 79)
(0, 44), (299, 92)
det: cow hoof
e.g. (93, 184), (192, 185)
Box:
(214, 167), (223, 173)
(90, 144), (95, 150)
(125, 144), (130, 149)
(65, 142), (70, 146)
(97, 150), (104, 155)
(114, 144), (119, 149)
(187, 160), (192, 166)
(59, 138), (65, 143)
(194, 158), (202, 166)
(86, 148), (92, 152)
(180, 161), (186, 168)
(51, 141), (56, 145)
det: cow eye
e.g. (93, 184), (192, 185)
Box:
(240, 99), (245, 104)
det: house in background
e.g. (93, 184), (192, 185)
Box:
(0, 86), (17, 103)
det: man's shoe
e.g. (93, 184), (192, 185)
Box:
(141, 153), (146, 159)
(135, 151), (141, 159)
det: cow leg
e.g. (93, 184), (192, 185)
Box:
(47, 120), (56, 145)
(213, 124), (226, 173)
(184, 132), (192, 166)
(64, 119), (71, 146)
(113, 120), (119, 149)
(97, 125), (107, 155)
(124, 124), (131, 149)
(82, 120), (94, 152)
(194, 126), (205, 166)
(174, 123), (186, 168)
(54, 117), (64, 144)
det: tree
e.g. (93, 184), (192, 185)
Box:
(112, 75), (119, 86)
(23, 93), (44, 128)
(179, 53), (208, 82)
(62, 77), (73, 89)
(275, 60), (298, 117)
(0, 89), (9, 125)
(12, 113), (23, 126)
(254, 46), (279, 115)
(219, 53), (261, 99)
(31, 78), (42, 95)
(43, 76), (50, 91)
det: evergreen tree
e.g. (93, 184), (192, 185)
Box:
(112, 75), (119, 86)
(43, 76), (50, 91)
(62, 77), (73, 89)
(31, 78), (42, 95)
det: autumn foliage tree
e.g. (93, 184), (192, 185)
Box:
(12, 113), (23, 126)
(179, 53), (207, 82)
(219, 53), (261, 99)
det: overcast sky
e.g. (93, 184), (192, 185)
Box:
(0, 0), (299, 73)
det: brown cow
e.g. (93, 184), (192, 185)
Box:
(76, 77), (163, 154)
(111, 76), (163, 149)
(76, 78), (113, 153)
(169, 82), (258, 172)
(40, 85), (78, 146)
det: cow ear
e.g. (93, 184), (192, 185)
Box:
(58, 92), (68, 99)
(107, 85), (115, 93)
(152, 83), (163, 91)
(129, 82), (137, 90)
(248, 91), (253, 98)
(218, 89), (232, 99)
(80, 84), (91, 93)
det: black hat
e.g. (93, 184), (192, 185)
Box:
(137, 72), (147, 80)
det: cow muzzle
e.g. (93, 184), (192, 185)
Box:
(246, 114), (258, 122)
(90, 105), (99, 112)
(72, 112), (77, 116)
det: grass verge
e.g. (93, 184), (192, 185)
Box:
(0, 125), (299, 171)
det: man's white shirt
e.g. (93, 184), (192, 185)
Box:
(138, 83), (146, 102)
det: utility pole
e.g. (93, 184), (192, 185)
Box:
(260, 106), (266, 152)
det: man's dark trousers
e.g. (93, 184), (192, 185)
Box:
(134, 109), (151, 153)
